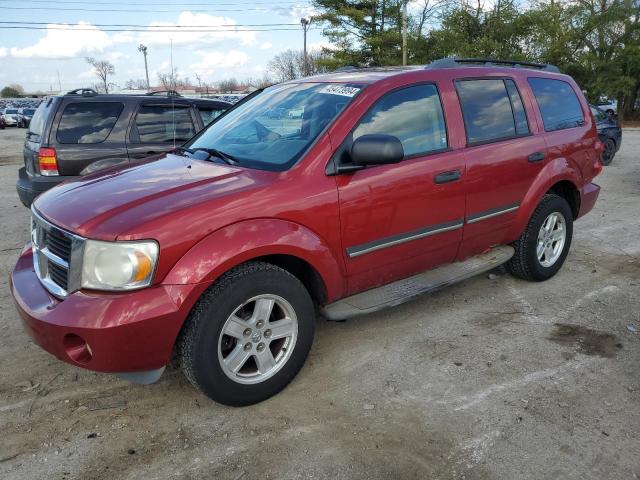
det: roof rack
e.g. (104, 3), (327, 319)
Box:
(145, 90), (182, 97)
(66, 88), (99, 97)
(425, 57), (560, 73)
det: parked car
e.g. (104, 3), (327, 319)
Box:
(17, 107), (36, 128)
(596, 98), (617, 116)
(11, 58), (603, 406)
(0, 115), (5, 129)
(2, 108), (19, 126)
(591, 105), (622, 165)
(16, 89), (231, 207)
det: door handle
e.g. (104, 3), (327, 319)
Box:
(528, 151), (545, 163)
(434, 170), (461, 184)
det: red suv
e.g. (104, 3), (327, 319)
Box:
(11, 58), (603, 406)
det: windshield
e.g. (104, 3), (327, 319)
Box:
(24, 109), (35, 115)
(6, 109), (18, 114)
(186, 82), (362, 171)
(590, 106), (606, 121)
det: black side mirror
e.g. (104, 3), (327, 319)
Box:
(351, 134), (404, 166)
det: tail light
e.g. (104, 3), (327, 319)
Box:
(38, 147), (59, 176)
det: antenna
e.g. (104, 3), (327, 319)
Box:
(170, 38), (176, 149)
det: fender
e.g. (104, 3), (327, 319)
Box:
(162, 218), (346, 303)
(508, 156), (582, 240)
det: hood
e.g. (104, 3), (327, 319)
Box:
(34, 153), (274, 240)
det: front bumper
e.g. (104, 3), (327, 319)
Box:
(10, 245), (193, 375)
(16, 167), (75, 208)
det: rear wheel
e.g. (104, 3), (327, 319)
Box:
(507, 194), (573, 281)
(600, 138), (615, 166)
(178, 262), (315, 406)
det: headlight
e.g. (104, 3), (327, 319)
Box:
(81, 240), (159, 291)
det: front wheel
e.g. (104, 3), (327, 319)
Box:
(507, 194), (573, 281)
(178, 262), (315, 406)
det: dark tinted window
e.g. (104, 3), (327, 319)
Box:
(198, 107), (225, 126)
(28, 98), (55, 140)
(504, 80), (529, 135)
(456, 79), (516, 144)
(56, 102), (123, 144)
(353, 84), (447, 157)
(528, 78), (584, 131)
(133, 105), (195, 143)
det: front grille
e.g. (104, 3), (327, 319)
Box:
(48, 261), (69, 290)
(31, 209), (83, 297)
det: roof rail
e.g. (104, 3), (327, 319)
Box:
(425, 57), (560, 73)
(66, 88), (99, 97)
(145, 90), (182, 97)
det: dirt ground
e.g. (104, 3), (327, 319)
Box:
(0, 126), (638, 480)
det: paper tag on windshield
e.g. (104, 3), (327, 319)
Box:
(319, 85), (360, 97)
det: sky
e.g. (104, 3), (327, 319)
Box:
(0, 0), (326, 92)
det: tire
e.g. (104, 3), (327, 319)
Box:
(506, 194), (573, 281)
(600, 138), (615, 166)
(178, 261), (315, 406)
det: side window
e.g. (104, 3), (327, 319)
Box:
(198, 107), (225, 127)
(132, 105), (196, 143)
(590, 106), (606, 122)
(352, 84), (448, 157)
(56, 102), (123, 144)
(456, 79), (528, 144)
(504, 80), (529, 135)
(528, 78), (584, 132)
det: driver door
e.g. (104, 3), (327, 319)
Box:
(333, 84), (466, 294)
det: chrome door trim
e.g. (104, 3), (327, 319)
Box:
(466, 202), (520, 224)
(346, 219), (464, 258)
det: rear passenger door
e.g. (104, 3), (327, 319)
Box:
(455, 78), (547, 259)
(126, 102), (197, 159)
(51, 101), (128, 176)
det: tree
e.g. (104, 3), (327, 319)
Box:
(267, 49), (332, 82)
(86, 57), (115, 93)
(124, 78), (148, 90)
(1, 84), (24, 98)
(217, 78), (241, 92)
(157, 68), (193, 91)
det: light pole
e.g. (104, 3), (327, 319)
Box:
(300, 18), (310, 76)
(402, 0), (408, 66)
(138, 44), (150, 91)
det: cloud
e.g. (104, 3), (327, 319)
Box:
(0, 47), (7, 58)
(259, 42), (273, 50)
(135, 11), (256, 47)
(188, 50), (249, 77)
(10, 22), (112, 59)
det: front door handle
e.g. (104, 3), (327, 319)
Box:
(434, 169), (461, 184)
(528, 151), (545, 163)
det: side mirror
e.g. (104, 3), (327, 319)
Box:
(351, 134), (404, 166)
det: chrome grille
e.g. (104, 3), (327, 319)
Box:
(31, 208), (84, 297)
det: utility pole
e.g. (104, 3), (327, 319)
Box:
(402, 0), (408, 66)
(138, 44), (150, 91)
(301, 17), (310, 76)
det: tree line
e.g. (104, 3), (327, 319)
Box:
(312, 0), (640, 119)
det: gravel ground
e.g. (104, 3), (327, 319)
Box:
(0, 127), (638, 480)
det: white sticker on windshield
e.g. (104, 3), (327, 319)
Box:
(319, 85), (361, 97)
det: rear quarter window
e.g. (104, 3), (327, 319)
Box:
(56, 102), (123, 144)
(528, 78), (584, 132)
(28, 98), (55, 140)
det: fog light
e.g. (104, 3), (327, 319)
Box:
(63, 334), (93, 364)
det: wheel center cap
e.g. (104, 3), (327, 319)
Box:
(251, 331), (262, 343)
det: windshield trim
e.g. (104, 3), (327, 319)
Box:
(183, 82), (366, 173)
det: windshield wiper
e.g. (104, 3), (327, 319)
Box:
(174, 145), (238, 165)
(192, 147), (239, 165)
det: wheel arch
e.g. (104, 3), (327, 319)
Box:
(163, 218), (345, 304)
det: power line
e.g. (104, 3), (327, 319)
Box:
(0, 5), (308, 13)
(0, 0), (311, 4)
(0, 21), (304, 27)
(0, 25), (319, 32)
